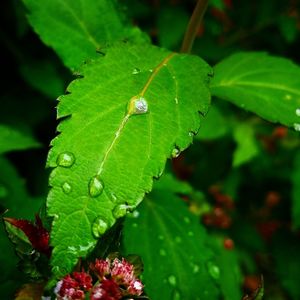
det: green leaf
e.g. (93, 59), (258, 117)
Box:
(0, 124), (40, 155)
(123, 174), (220, 300)
(22, 0), (148, 70)
(232, 123), (259, 167)
(292, 152), (300, 229)
(47, 43), (212, 275)
(196, 105), (229, 140)
(210, 52), (300, 129)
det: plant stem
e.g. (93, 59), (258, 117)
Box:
(180, 0), (209, 53)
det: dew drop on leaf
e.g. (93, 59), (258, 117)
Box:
(88, 176), (104, 198)
(113, 204), (129, 218)
(92, 217), (108, 238)
(56, 152), (75, 167)
(168, 275), (177, 286)
(294, 123), (300, 132)
(284, 94), (292, 100)
(206, 261), (220, 280)
(192, 264), (200, 274)
(62, 182), (72, 194)
(132, 68), (141, 75)
(172, 147), (181, 158)
(128, 96), (149, 115)
(296, 108), (300, 117)
(158, 235), (164, 240)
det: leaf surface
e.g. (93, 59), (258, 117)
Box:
(22, 0), (147, 69)
(210, 52), (300, 128)
(47, 44), (212, 275)
(292, 152), (300, 229)
(0, 124), (40, 155)
(123, 174), (220, 300)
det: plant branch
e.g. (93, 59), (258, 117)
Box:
(180, 0), (209, 53)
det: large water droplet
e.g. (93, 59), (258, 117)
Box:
(132, 210), (140, 218)
(296, 108), (300, 117)
(92, 217), (109, 238)
(132, 68), (141, 75)
(159, 249), (167, 256)
(206, 261), (220, 280)
(192, 264), (200, 273)
(128, 96), (149, 115)
(56, 152), (75, 167)
(62, 182), (72, 194)
(0, 184), (8, 198)
(168, 275), (177, 286)
(88, 176), (104, 198)
(172, 147), (180, 158)
(294, 123), (300, 132)
(113, 204), (130, 218)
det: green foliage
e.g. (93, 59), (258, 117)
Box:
(0, 125), (40, 155)
(22, 0), (147, 69)
(211, 52), (300, 128)
(123, 174), (219, 300)
(47, 43), (212, 275)
(232, 123), (260, 167)
(292, 152), (300, 229)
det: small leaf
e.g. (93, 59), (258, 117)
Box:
(123, 174), (220, 300)
(47, 43), (212, 275)
(22, 0), (148, 69)
(211, 52), (300, 128)
(232, 123), (259, 167)
(0, 124), (40, 155)
(4, 216), (50, 256)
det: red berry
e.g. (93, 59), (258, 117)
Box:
(224, 238), (234, 250)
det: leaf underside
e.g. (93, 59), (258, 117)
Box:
(211, 52), (300, 128)
(47, 43), (212, 275)
(22, 0), (147, 70)
(123, 174), (220, 300)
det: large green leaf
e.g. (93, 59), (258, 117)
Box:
(47, 43), (212, 275)
(0, 124), (40, 155)
(123, 174), (220, 300)
(210, 52), (300, 129)
(22, 0), (147, 70)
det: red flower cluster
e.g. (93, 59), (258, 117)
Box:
(54, 257), (144, 300)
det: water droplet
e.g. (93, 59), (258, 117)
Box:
(193, 264), (200, 273)
(113, 204), (130, 218)
(175, 236), (182, 243)
(56, 152), (75, 167)
(159, 249), (167, 256)
(285, 94), (292, 100)
(132, 68), (141, 75)
(168, 275), (177, 286)
(183, 217), (190, 224)
(132, 223), (138, 228)
(92, 217), (109, 238)
(128, 96), (148, 115)
(294, 123), (300, 132)
(88, 175), (104, 198)
(62, 182), (72, 194)
(175, 97), (178, 104)
(149, 69), (153, 73)
(132, 210), (140, 218)
(158, 235), (164, 240)
(206, 261), (220, 280)
(172, 289), (181, 300)
(188, 231), (194, 237)
(0, 184), (8, 198)
(110, 192), (117, 202)
(172, 147), (180, 158)
(296, 108), (300, 117)
(67, 246), (76, 252)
